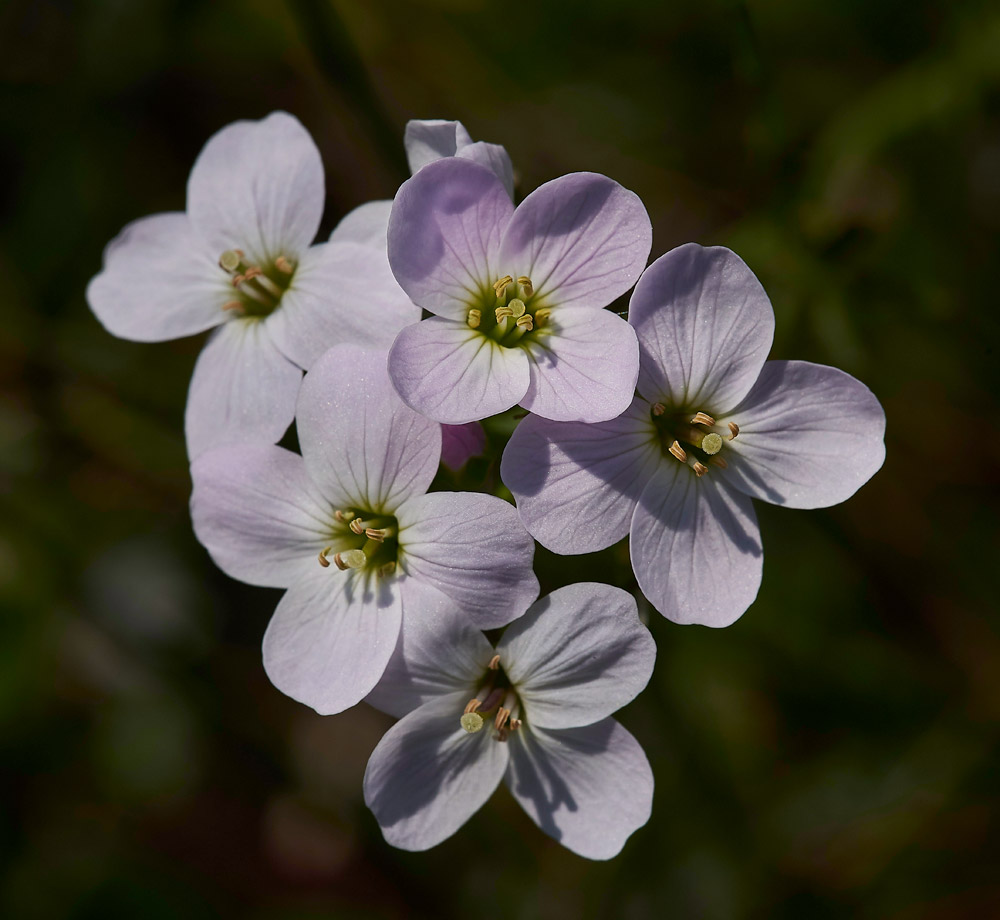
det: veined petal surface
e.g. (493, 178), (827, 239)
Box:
(497, 583), (655, 729)
(629, 244), (774, 412)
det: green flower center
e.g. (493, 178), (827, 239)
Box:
(317, 509), (400, 579)
(218, 249), (297, 318)
(650, 405), (740, 477)
(465, 274), (553, 348)
(458, 654), (523, 742)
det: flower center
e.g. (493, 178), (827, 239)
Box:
(317, 508), (399, 579)
(465, 275), (552, 348)
(458, 654), (522, 741)
(650, 405), (740, 477)
(218, 250), (296, 318)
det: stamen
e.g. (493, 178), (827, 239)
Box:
(274, 256), (294, 274)
(691, 411), (716, 426)
(377, 561), (397, 578)
(365, 527), (393, 542)
(689, 460), (708, 477)
(668, 440), (688, 463)
(333, 553), (349, 571)
(334, 549), (366, 569)
(460, 712), (484, 733)
(334, 509), (355, 523)
(488, 654), (500, 670)
(222, 300), (244, 313)
(318, 547), (332, 568)
(349, 518), (366, 535)
(652, 403), (666, 417)
(728, 422), (740, 440)
(517, 276), (533, 298)
(463, 698), (482, 714)
(493, 275), (513, 298)
(508, 299), (526, 319)
(467, 308), (481, 329)
(495, 305), (514, 322)
(709, 455), (728, 469)
(509, 718), (522, 731)
(515, 314), (533, 331)
(251, 271), (283, 298)
(494, 707), (511, 731)
(533, 308), (551, 327)
(701, 433), (724, 455)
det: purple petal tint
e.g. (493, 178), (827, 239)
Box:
(404, 119), (514, 198)
(184, 319), (302, 459)
(505, 718), (653, 860)
(387, 317), (530, 424)
(631, 462), (763, 627)
(498, 172), (651, 311)
(629, 243), (775, 412)
(387, 157), (513, 319)
(295, 344), (441, 512)
(187, 111), (324, 263)
(497, 583), (655, 729)
(440, 422), (486, 471)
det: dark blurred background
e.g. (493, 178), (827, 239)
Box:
(2, 0), (999, 917)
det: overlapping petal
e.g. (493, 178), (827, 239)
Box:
(187, 111), (324, 263)
(86, 213), (224, 342)
(262, 568), (402, 715)
(719, 360), (887, 509)
(501, 397), (661, 554)
(387, 158), (513, 319)
(403, 119), (513, 197)
(364, 691), (509, 851)
(265, 242), (420, 369)
(396, 491), (539, 628)
(629, 244), (775, 412)
(521, 308), (640, 422)
(296, 344), (441, 512)
(190, 444), (333, 589)
(498, 583), (655, 729)
(440, 422), (486, 471)
(387, 318), (530, 424)
(184, 319), (302, 459)
(498, 172), (651, 311)
(631, 462), (762, 626)
(328, 200), (392, 249)
(505, 719), (653, 860)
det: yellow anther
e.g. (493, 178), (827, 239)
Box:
(509, 718), (522, 731)
(366, 527), (392, 543)
(377, 561), (397, 578)
(318, 548), (331, 568)
(334, 509), (355, 523)
(274, 256), (294, 274)
(350, 518), (366, 535)
(467, 308), (481, 329)
(488, 654), (500, 670)
(242, 266), (263, 281)
(332, 553), (350, 571)
(668, 440), (687, 463)
(515, 314), (533, 331)
(651, 403), (666, 416)
(728, 422), (740, 440)
(493, 275), (513, 297)
(691, 460), (708, 477)
(533, 308), (551, 326)
(495, 305), (514, 322)
(494, 707), (511, 731)
(517, 276), (533, 298)
(463, 698), (482, 714)
(508, 298), (526, 318)
(691, 411), (716, 426)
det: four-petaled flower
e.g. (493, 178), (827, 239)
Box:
(190, 343), (539, 714)
(385, 157), (652, 424)
(502, 243), (886, 627)
(87, 111), (418, 457)
(364, 582), (655, 859)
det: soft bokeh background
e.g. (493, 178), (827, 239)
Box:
(3, 0), (999, 916)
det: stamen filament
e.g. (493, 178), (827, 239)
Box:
(274, 256), (295, 274)
(488, 654), (500, 670)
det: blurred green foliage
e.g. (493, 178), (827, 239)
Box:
(2, 0), (999, 917)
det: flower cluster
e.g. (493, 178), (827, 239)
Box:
(88, 112), (886, 858)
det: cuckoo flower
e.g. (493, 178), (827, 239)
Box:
(87, 111), (418, 458)
(364, 583), (655, 859)
(386, 157), (650, 424)
(502, 244), (886, 627)
(190, 343), (538, 714)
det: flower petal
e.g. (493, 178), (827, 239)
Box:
(456, 141), (515, 200)
(265, 242), (421, 369)
(501, 397), (661, 554)
(328, 200), (392, 249)
(497, 583), (655, 729)
(86, 212), (224, 342)
(631, 463), (762, 627)
(387, 317), (530, 424)
(396, 491), (539, 628)
(629, 243), (775, 412)
(387, 157), (513, 319)
(187, 111), (323, 263)
(363, 690), (510, 851)
(719, 360), (887, 509)
(295, 344), (441, 512)
(366, 579), (495, 718)
(184, 319), (301, 459)
(262, 568), (402, 715)
(521, 307), (639, 422)
(440, 422), (486, 471)
(403, 118), (474, 173)
(505, 719), (653, 860)
(190, 444), (333, 588)
(498, 172), (651, 310)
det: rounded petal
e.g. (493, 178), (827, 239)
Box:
(456, 141), (514, 200)
(498, 172), (651, 311)
(396, 491), (539, 629)
(497, 583), (655, 729)
(262, 569), (402, 715)
(403, 118), (473, 173)
(440, 421), (486, 472)
(629, 243), (775, 412)
(363, 691), (509, 851)
(387, 157), (513, 318)
(329, 200), (392, 249)
(295, 344), (441, 512)
(720, 360), (887, 509)
(184, 319), (301, 459)
(187, 111), (323, 263)
(86, 212), (224, 342)
(505, 719), (653, 860)
(387, 317), (530, 424)
(501, 397), (661, 554)
(631, 464), (762, 627)
(265, 242), (421, 370)
(190, 444), (332, 589)
(366, 579), (495, 718)
(521, 307), (639, 422)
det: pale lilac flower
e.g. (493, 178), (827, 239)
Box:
(364, 582), (655, 859)
(87, 111), (418, 458)
(385, 157), (651, 425)
(502, 244), (886, 627)
(190, 343), (538, 714)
